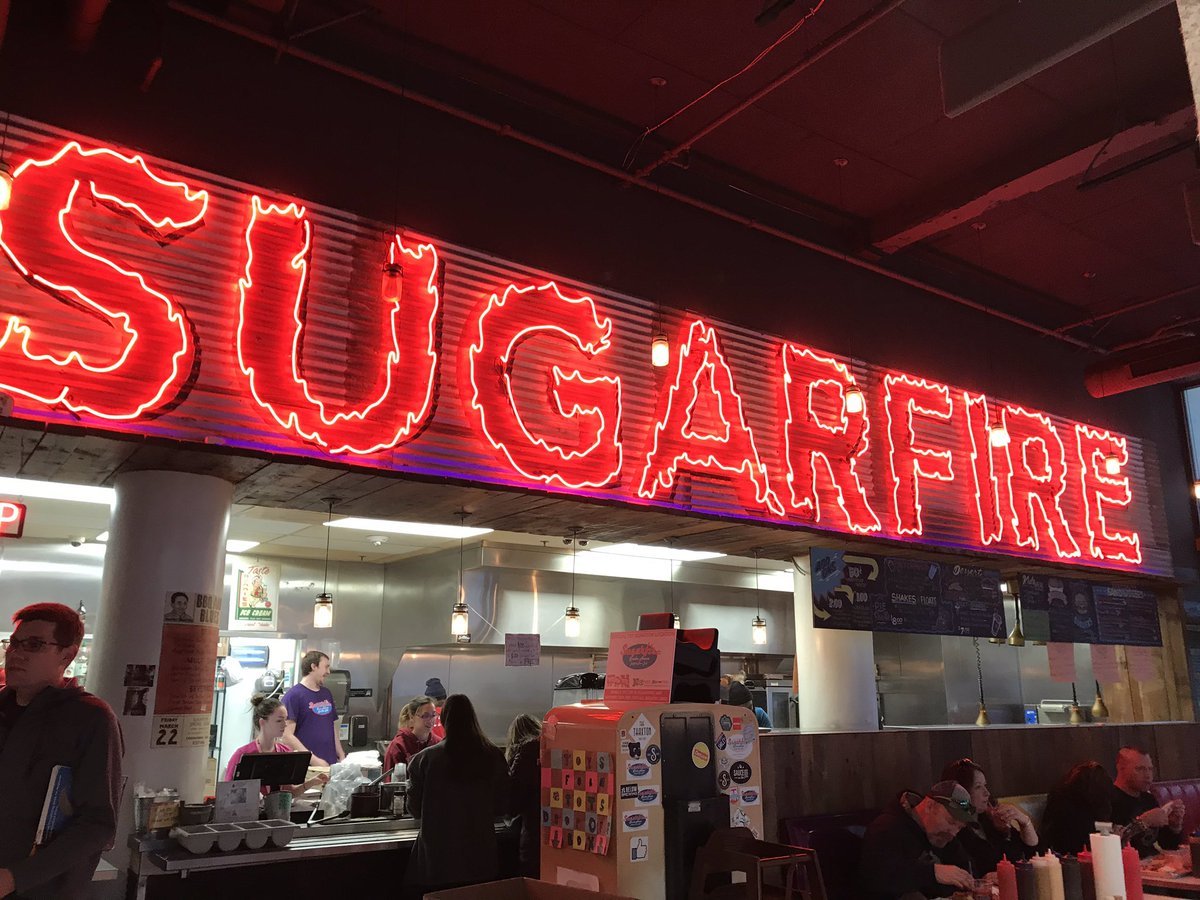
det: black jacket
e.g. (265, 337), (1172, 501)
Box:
(954, 814), (1037, 875)
(1110, 783), (1183, 857)
(507, 738), (541, 877)
(859, 793), (973, 900)
(0, 681), (123, 900)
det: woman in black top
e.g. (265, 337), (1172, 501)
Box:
(506, 714), (542, 878)
(1042, 761), (1113, 855)
(942, 758), (1039, 875)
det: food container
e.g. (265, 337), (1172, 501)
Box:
(170, 825), (216, 854)
(209, 823), (243, 852)
(240, 821), (271, 850)
(350, 785), (381, 818)
(261, 818), (297, 847)
(178, 802), (213, 826)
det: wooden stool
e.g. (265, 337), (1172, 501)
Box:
(689, 827), (828, 900)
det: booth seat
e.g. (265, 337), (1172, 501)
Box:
(1150, 779), (1200, 838)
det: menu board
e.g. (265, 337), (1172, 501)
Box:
(812, 548), (1002, 638)
(811, 548), (884, 631)
(1017, 574), (1052, 643)
(1093, 585), (1162, 647)
(942, 564), (1006, 639)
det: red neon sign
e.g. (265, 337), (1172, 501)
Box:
(0, 135), (1166, 576)
(0, 501), (26, 538)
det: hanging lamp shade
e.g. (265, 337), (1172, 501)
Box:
(313, 592), (334, 629)
(844, 386), (865, 415)
(0, 162), (13, 212)
(651, 333), (670, 368)
(751, 615), (767, 645)
(1103, 454), (1121, 476)
(564, 605), (581, 638)
(989, 423), (1010, 448)
(381, 262), (403, 303)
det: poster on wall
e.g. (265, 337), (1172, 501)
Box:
(881, 557), (952, 635)
(1017, 575), (1052, 643)
(810, 548), (883, 631)
(233, 564), (278, 631)
(1047, 579), (1098, 644)
(603, 630), (676, 704)
(942, 564), (1005, 639)
(1093, 585), (1162, 647)
(153, 590), (221, 748)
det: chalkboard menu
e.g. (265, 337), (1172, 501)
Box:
(811, 548), (1004, 638)
(813, 548), (1158, 646)
(1093, 585), (1162, 647)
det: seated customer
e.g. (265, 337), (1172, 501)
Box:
(941, 758), (1038, 874)
(859, 780), (976, 899)
(384, 695), (441, 774)
(1109, 746), (1184, 857)
(1042, 761), (1112, 854)
(224, 693), (328, 796)
(727, 682), (771, 729)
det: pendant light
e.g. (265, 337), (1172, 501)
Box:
(450, 510), (471, 641)
(0, 114), (13, 212)
(973, 638), (991, 726)
(1006, 590), (1025, 647)
(564, 527), (581, 638)
(989, 422), (1010, 448)
(381, 261), (403, 304)
(844, 385), (865, 415)
(1068, 681), (1085, 724)
(1193, 481), (1200, 500)
(989, 580), (1009, 643)
(751, 549), (767, 645)
(1103, 453), (1121, 476)
(1091, 679), (1110, 720)
(667, 538), (680, 628)
(651, 306), (670, 368)
(313, 497), (336, 629)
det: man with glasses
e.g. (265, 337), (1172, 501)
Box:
(0, 603), (123, 900)
(859, 780), (978, 899)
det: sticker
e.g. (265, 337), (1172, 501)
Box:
(586, 812), (599, 835)
(730, 761), (752, 784)
(596, 752), (611, 773)
(739, 786), (762, 806)
(594, 835), (609, 856)
(597, 772), (610, 793)
(572, 829), (587, 850)
(715, 733), (727, 751)
(726, 719), (757, 760)
(629, 713), (656, 743)
(561, 769), (573, 788)
(573, 791), (586, 812)
(597, 793), (610, 815)
(646, 744), (661, 765)
(550, 825), (564, 848)
(728, 787), (740, 804)
(586, 793), (597, 813)
(573, 750), (586, 770)
(562, 809), (575, 831)
(560, 750), (572, 769)
(719, 714), (733, 732)
(151, 714), (208, 748)
(731, 808), (751, 830)
(627, 741), (642, 759)
(541, 768), (552, 788)
(626, 760), (651, 780)
(630, 836), (649, 862)
(622, 811), (648, 832)
(551, 809), (563, 828)
(620, 783), (640, 800)
(542, 807), (552, 827)
(574, 771), (585, 790)
(635, 785), (661, 807)
(551, 787), (564, 808)
(585, 771), (599, 792)
(718, 770), (732, 790)
(691, 742), (711, 769)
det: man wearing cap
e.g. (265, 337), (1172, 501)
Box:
(859, 781), (977, 899)
(727, 682), (771, 729)
(424, 678), (448, 741)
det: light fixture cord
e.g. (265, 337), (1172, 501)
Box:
(1071, 681), (1078, 706)
(321, 499), (333, 594)
(1, 113), (10, 159)
(570, 530), (577, 607)
(458, 515), (466, 604)
(754, 550), (761, 616)
(974, 637), (984, 706)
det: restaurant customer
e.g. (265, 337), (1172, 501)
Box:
(0, 603), (123, 900)
(425, 677), (448, 740)
(224, 693), (329, 796)
(281, 650), (345, 768)
(384, 695), (441, 774)
(1041, 761), (1112, 854)
(941, 758), (1038, 874)
(506, 713), (543, 877)
(859, 780), (976, 899)
(1109, 745), (1184, 857)
(405, 694), (508, 896)
(727, 681), (771, 729)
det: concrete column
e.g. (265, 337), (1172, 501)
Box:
(793, 552), (879, 732)
(88, 470), (232, 865)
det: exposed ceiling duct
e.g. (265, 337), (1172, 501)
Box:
(1084, 334), (1200, 397)
(68, 0), (112, 51)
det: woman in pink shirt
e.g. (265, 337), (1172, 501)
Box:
(225, 693), (329, 796)
(384, 695), (441, 774)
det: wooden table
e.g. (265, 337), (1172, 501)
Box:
(1141, 872), (1200, 897)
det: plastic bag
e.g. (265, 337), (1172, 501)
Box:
(316, 750), (382, 818)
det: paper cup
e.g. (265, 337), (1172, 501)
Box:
(262, 791), (292, 821)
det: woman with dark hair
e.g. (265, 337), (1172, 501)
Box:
(224, 693), (329, 796)
(405, 694), (508, 893)
(941, 757), (1038, 874)
(1041, 761), (1113, 854)
(506, 714), (543, 878)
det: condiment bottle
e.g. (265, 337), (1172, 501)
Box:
(1120, 845), (1142, 900)
(998, 856), (1018, 900)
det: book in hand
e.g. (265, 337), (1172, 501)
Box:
(35, 765), (74, 848)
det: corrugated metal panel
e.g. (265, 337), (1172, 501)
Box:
(0, 114), (1173, 578)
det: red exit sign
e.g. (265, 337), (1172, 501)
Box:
(0, 501), (27, 538)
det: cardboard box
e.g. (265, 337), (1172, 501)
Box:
(424, 878), (636, 900)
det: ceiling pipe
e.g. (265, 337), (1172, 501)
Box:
(1084, 335), (1200, 397)
(1054, 282), (1200, 334)
(69, 0), (113, 52)
(635, 0), (907, 179)
(167, 1), (1106, 354)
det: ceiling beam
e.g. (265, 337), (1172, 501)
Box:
(870, 94), (1195, 254)
(939, 0), (1173, 118)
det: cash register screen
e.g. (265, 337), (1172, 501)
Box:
(233, 751), (312, 787)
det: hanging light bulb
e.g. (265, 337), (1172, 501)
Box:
(451, 511), (472, 642)
(1091, 680), (1110, 720)
(672, 613), (680, 629)
(0, 161), (12, 213)
(564, 527), (582, 639)
(844, 385), (864, 415)
(564, 605), (581, 638)
(313, 593), (334, 629)
(1006, 601), (1025, 647)
(1103, 454), (1121, 476)
(381, 262), (403, 303)
(314, 498), (336, 628)
(1193, 481), (1200, 500)
(989, 423), (1010, 448)
(651, 332), (670, 368)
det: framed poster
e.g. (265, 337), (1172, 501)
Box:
(233, 564), (278, 630)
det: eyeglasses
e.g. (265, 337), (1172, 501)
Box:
(6, 636), (68, 653)
(418, 712), (437, 720)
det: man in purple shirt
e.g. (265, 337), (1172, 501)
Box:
(282, 651), (345, 767)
